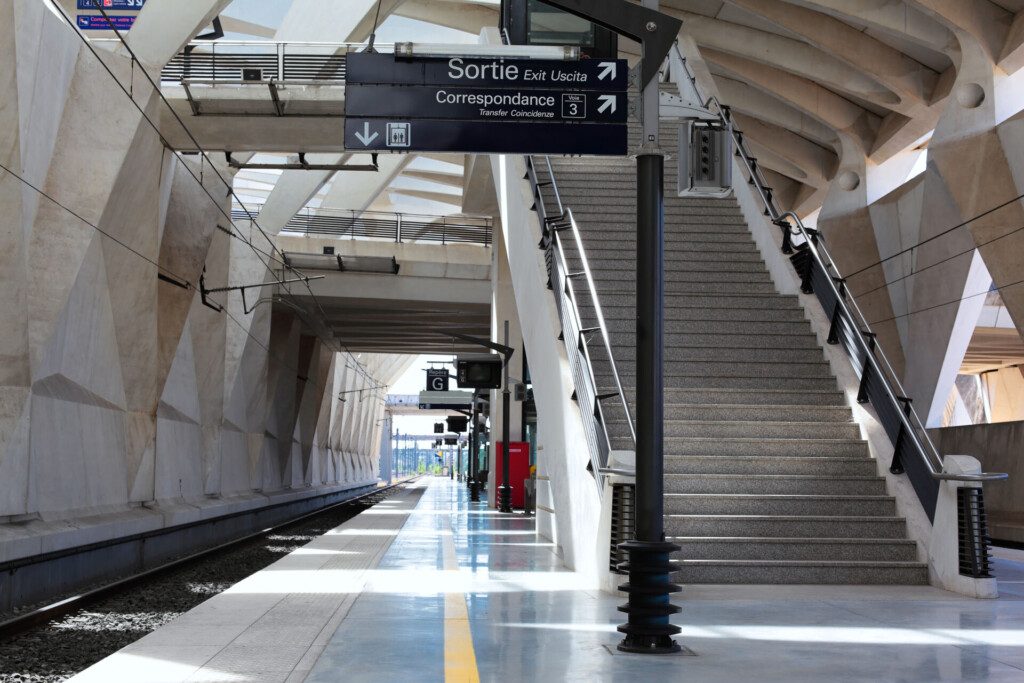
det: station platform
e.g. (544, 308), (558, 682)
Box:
(73, 478), (1024, 683)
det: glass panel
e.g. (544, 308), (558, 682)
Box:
(526, 0), (595, 47)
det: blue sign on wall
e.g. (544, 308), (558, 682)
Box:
(77, 0), (146, 9)
(76, 14), (137, 30)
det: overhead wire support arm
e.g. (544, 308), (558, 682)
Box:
(200, 274), (326, 315)
(224, 152), (380, 172)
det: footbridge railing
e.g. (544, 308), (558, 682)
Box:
(231, 206), (492, 247)
(160, 41), (376, 83)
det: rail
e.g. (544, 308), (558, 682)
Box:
(0, 478), (416, 639)
(231, 207), (492, 247)
(668, 42), (1006, 519)
(159, 40), (384, 83)
(525, 155), (636, 488)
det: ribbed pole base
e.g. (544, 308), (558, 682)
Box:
(617, 539), (682, 654)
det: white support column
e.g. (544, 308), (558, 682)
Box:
(124, 0), (232, 72)
(487, 218), (525, 508)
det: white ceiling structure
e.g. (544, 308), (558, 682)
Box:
(214, 0), (1024, 224)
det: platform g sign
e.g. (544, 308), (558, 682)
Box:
(426, 368), (449, 392)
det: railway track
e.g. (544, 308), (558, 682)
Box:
(0, 478), (416, 682)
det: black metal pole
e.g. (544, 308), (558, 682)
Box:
(498, 320), (513, 513)
(470, 391), (481, 500)
(618, 17), (681, 650)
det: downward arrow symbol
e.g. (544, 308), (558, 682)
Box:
(597, 95), (617, 114)
(354, 122), (379, 146)
(598, 61), (617, 81)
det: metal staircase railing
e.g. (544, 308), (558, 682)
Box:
(525, 155), (636, 488)
(668, 42), (1006, 522)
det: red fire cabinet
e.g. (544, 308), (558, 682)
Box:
(494, 441), (530, 509)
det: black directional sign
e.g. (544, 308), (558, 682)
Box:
(346, 53), (628, 91)
(345, 119), (627, 155)
(346, 85), (627, 123)
(344, 53), (629, 156)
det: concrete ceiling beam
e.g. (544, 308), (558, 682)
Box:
(394, 0), (498, 34)
(722, 0), (939, 108)
(998, 11), (1024, 73)
(253, 154), (350, 233)
(321, 154), (415, 212)
(705, 49), (880, 151)
(905, 0), (1013, 62)
(670, 10), (903, 114)
(787, 0), (955, 54)
(713, 76), (839, 150)
(401, 170), (466, 188)
(124, 0), (233, 72)
(276, 0), (408, 43)
(731, 112), (838, 187)
(389, 189), (463, 207)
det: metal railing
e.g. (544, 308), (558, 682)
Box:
(525, 155), (636, 486)
(231, 206), (492, 247)
(668, 42), (1006, 520)
(160, 40), (382, 83)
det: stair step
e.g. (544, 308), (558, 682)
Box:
(665, 515), (909, 539)
(606, 332), (822, 349)
(602, 387), (843, 409)
(605, 419), (860, 440)
(590, 293), (800, 308)
(580, 305), (805, 323)
(602, 319), (817, 336)
(581, 265), (773, 283)
(571, 208), (750, 223)
(653, 404), (853, 422)
(600, 375), (839, 391)
(670, 560), (929, 585)
(664, 474), (886, 495)
(587, 346), (823, 363)
(573, 235), (760, 249)
(663, 437), (867, 458)
(594, 282), (783, 295)
(595, 360), (832, 379)
(573, 242), (765, 259)
(574, 247), (765, 263)
(664, 494), (897, 516)
(670, 537), (920, 562)
(665, 456), (877, 476)
(656, 388), (847, 406)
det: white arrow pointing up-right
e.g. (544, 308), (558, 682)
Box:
(598, 61), (617, 81)
(597, 94), (617, 114)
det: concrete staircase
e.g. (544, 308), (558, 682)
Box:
(533, 127), (929, 585)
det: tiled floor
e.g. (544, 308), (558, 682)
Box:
(73, 478), (1024, 682)
(307, 478), (1024, 683)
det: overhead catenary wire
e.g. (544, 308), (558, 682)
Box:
(50, 0), (379, 384)
(0, 160), (389, 409)
(843, 189), (1024, 281)
(866, 277), (1023, 327)
(850, 222), (1024, 301)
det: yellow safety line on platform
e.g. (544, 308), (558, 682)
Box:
(443, 532), (480, 683)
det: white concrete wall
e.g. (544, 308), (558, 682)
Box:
(489, 152), (603, 583)
(0, 2), (398, 564)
